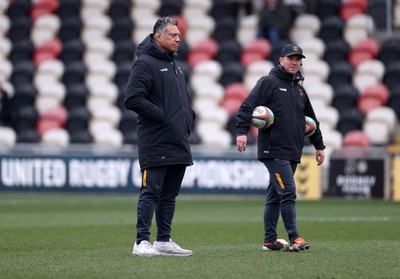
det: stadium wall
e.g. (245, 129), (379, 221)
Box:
(0, 144), (396, 201)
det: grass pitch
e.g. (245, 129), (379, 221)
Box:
(0, 193), (399, 279)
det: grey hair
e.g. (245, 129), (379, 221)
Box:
(153, 17), (179, 34)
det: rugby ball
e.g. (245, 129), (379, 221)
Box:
(251, 106), (274, 129)
(305, 116), (317, 137)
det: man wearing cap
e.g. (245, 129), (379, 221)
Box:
(236, 44), (325, 252)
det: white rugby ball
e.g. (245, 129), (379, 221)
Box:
(251, 106), (274, 129)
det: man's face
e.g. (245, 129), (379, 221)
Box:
(279, 55), (302, 75)
(156, 24), (181, 53)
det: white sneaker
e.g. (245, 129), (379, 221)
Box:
(132, 240), (161, 257)
(153, 239), (193, 256)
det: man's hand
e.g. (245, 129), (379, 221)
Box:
(236, 135), (247, 152)
(316, 149), (325, 166)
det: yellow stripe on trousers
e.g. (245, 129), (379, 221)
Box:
(142, 169), (147, 188)
(275, 173), (285, 189)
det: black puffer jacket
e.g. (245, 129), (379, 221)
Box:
(236, 64), (325, 163)
(125, 34), (195, 170)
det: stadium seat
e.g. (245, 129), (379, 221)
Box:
(316, 0), (341, 19)
(378, 37), (400, 66)
(109, 18), (134, 43)
(34, 59), (65, 87)
(0, 126), (17, 147)
(244, 60), (274, 90)
(184, 14), (215, 48)
(30, 0), (59, 21)
(187, 38), (218, 67)
(41, 128), (70, 147)
(63, 61), (87, 86)
(298, 37), (325, 60)
(290, 13), (321, 41)
(63, 83), (89, 110)
(332, 84), (360, 111)
(213, 16), (238, 44)
(342, 130), (370, 147)
(361, 83), (389, 105)
(0, 37), (12, 59)
(60, 39), (85, 64)
(0, 57), (12, 82)
(113, 40), (135, 66)
(159, 0), (182, 17)
(9, 39), (34, 63)
(348, 38), (379, 67)
(337, 108), (365, 136)
(363, 106), (395, 145)
(11, 83), (37, 112)
(318, 15), (344, 44)
(31, 14), (60, 47)
(340, 0), (368, 21)
(13, 105), (39, 134)
(388, 86), (400, 118)
(357, 96), (382, 115)
(352, 72), (378, 95)
(65, 106), (91, 134)
(17, 129), (41, 143)
(7, 0), (31, 20)
(236, 14), (258, 47)
(108, 0), (132, 20)
(304, 82), (333, 106)
(219, 61), (245, 87)
(301, 59), (330, 85)
(80, 0), (110, 19)
(33, 38), (62, 66)
(356, 59), (385, 82)
(328, 61), (355, 89)
(383, 61), (400, 90)
(57, 0), (81, 20)
(210, 0), (238, 19)
(11, 60), (35, 86)
(8, 17), (32, 44)
(190, 60), (222, 89)
(69, 129), (93, 144)
(216, 39), (242, 65)
(343, 14), (374, 47)
(366, 106), (397, 134)
(240, 38), (272, 68)
(323, 39), (350, 66)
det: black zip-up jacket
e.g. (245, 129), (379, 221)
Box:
(125, 34), (195, 170)
(236, 64), (325, 163)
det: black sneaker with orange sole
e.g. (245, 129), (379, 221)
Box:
(289, 237), (311, 252)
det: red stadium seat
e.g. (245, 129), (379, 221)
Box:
(340, 0), (367, 21)
(362, 83), (389, 105)
(30, 0), (59, 21)
(357, 96), (383, 115)
(33, 38), (62, 66)
(224, 82), (249, 101)
(187, 39), (218, 67)
(342, 130), (370, 147)
(220, 98), (243, 116)
(240, 38), (272, 68)
(348, 38), (379, 67)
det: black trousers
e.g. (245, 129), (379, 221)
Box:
(136, 165), (186, 244)
(263, 159), (300, 243)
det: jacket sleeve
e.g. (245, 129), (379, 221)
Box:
(303, 90), (325, 150)
(236, 77), (270, 136)
(124, 59), (164, 123)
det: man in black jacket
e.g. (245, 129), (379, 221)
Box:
(236, 44), (325, 252)
(125, 17), (195, 257)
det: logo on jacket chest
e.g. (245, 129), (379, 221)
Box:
(298, 89), (304, 97)
(160, 68), (168, 72)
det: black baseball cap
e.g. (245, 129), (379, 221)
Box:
(280, 44), (306, 58)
